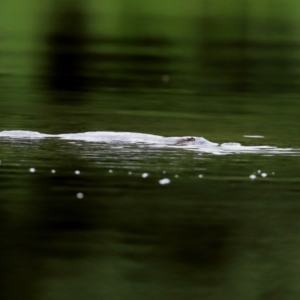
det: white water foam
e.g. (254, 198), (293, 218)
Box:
(0, 130), (54, 139)
(0, 130), (297, 155)
(244, 135), (265, 138)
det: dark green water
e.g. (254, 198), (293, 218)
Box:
(2, 2), (300, 299)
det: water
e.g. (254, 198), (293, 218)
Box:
(1, 127), (300, 299)
(2, 1), (300, 299)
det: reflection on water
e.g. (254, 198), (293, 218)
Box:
(44, 22), (300, 95)
(1, 136), (300, 299)
(198, 14), (299, 93)
(38, 1), (300, 97)
(45, 1), (88, 95)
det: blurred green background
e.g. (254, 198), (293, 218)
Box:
(1, 1), (300, 300)
(1, 0), (300, 142)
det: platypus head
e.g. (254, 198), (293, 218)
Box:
(175, 137), (195, 145)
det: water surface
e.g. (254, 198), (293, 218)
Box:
(2, 2), (300, 299)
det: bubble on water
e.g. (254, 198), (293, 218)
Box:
(75, 170), (80, 175)
(162, 74), (169, 83)
(51, 169), (56, 174)
(29, 168), (35, 173)
(250, 174), (256, 180)
(159, 178), (170, 185)
(163, 171), (166, 174)
(257, 170), (261, 174)
(174, 174), (179, 178)
(198, 174), (203, 178)
(272, 172), (275, 175)
(76, 192), (84, 199)
(142, 173), (148, 178)
(128, 171), (132, 175)
(261, 173), (267, 177)
(109, 169), (113, 173)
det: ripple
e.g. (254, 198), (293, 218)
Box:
(0, 130), (298, 156)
